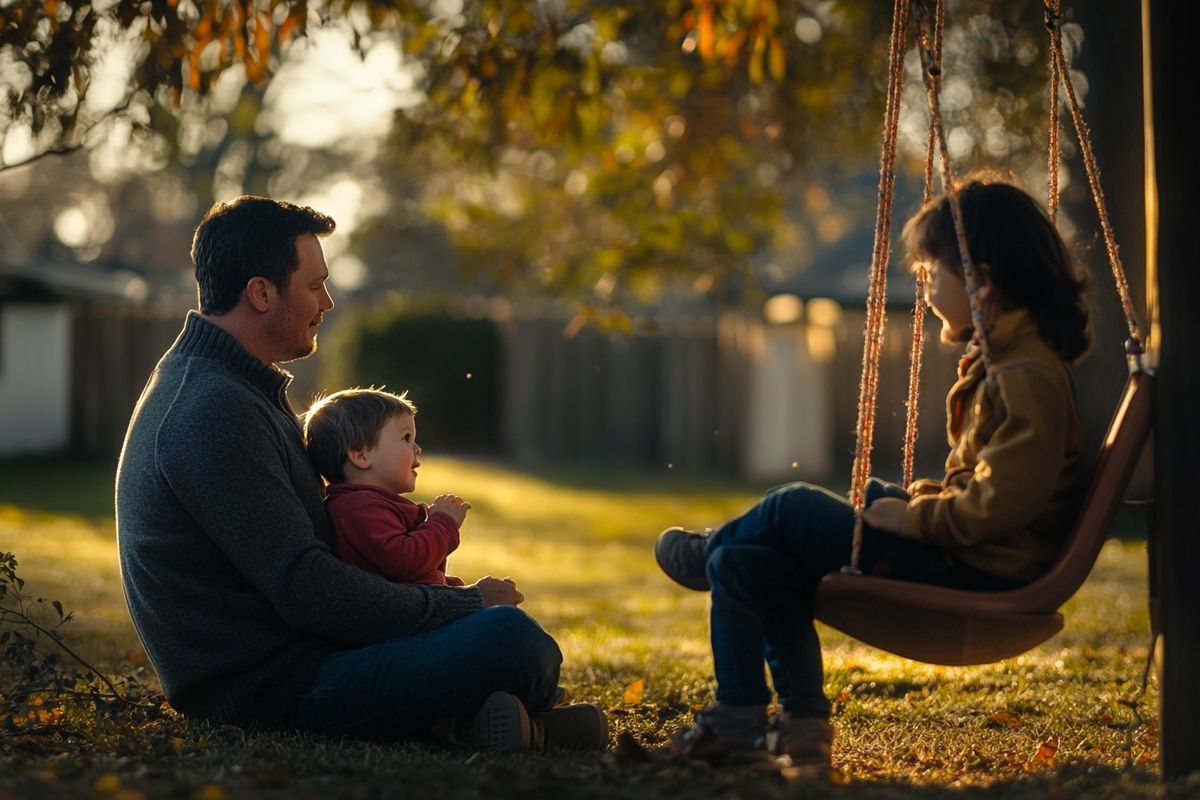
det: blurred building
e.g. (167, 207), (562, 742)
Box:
(0, 244), (192, 457)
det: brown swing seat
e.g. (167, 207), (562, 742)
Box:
(813, 369), (1154, 666)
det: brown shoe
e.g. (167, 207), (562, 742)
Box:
(654, 527), (711, 591)
(653, 707), (768, 764)
(767, 713), (833, 766)
(457, 692), (532, 753)
(531, 703), (608, 752)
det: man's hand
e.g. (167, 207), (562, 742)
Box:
(861, 497), (912, 537)
(474, 576), (524, 607)
(430, 494), (471, 527)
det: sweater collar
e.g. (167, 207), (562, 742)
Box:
(173, 311), (293, 400)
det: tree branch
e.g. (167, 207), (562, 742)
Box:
(0, 92), (140, 174)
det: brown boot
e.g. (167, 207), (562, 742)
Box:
(767, 712), (833, 767)
(653, 705), (768, 764)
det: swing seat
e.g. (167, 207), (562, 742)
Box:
(814, 369), (1154, 666)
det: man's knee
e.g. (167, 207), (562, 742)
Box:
(475, 606), (561, 674)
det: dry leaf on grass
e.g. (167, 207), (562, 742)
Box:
(1030, 738), (1059, 768)
(623, 678), (646, 706)
(987, 710), (1022, 728)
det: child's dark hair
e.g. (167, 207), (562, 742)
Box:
(303, 388), (417, 484)
(902, 171), (1090, 362)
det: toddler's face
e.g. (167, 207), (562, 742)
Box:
(365, 412), (422, 494)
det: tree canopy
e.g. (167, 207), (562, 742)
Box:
(1, 0), (1069, 305)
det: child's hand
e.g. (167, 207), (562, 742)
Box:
(474, 576), (524, 607)
(861, 497), (911, 536)
(430, 494), (471, 527)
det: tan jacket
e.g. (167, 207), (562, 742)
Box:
(904, 309), (1084, 581)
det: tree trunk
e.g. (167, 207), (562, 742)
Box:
(1069, 0), (1146, 459)
(1148, 0), (1200, 781)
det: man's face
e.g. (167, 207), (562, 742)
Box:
(267, 233), (334, 362)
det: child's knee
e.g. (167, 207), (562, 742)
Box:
(706, 545), (758, 590)
(865, 477), (909, 503)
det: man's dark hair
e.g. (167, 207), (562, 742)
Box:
(191, 196), (336, 314)
(303, 388), (418, 484)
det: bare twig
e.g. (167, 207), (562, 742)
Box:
(0, 606), (155, 709)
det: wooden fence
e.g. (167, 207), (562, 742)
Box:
(500, 306), (966, 480)
(70, 301), (185, 455)
(69, 301), (1130, 484)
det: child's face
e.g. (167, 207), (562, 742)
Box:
(924, 259), (975, 343)
(362, 412), (422, 494)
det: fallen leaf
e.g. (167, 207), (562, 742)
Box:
(623, 678), (645, 706)
(987, 710), (1022, 729)
(1031, 738), (1058, 768)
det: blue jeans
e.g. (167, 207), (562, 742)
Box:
(706, 479), (1021, 718)
(286, 606), (562, 739)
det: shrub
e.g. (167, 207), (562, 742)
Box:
(321, 302), (502, 453)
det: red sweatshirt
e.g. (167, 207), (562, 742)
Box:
(324, 483), (465, 586)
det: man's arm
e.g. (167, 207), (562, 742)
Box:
(157, 392), (482, 646)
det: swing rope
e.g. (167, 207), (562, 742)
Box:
(1043, 0), (1144, 355)
(1046, 4), (1062, 224)
(901, 0), (943, 489)
(843, 0), (1150, 580)
(847, 0), (910, 573)
(914, 1), (992, 371)
(849, 0), (983, 573)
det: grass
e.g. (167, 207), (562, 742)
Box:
(0, 456), (1188, 799)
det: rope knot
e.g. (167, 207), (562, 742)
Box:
(1043, 2), (1062, 31)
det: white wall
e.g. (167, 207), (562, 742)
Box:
(0, 303), (72, 455)
(742, 322), (834, 480)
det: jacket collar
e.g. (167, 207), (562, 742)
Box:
(961, 308), (1040, 376)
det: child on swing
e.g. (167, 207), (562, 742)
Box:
(653, 172), (1091, 766)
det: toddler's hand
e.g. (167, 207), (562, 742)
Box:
(430, 494), (471, 527)
(861, 497), (911, 537)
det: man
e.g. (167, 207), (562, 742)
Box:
(116, 197), (604, 751)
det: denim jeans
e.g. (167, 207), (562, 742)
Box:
(706, 479), (1021, 718)
(286, 606), (562, 739)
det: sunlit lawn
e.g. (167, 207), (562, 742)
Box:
(1, 457), (1183, 798)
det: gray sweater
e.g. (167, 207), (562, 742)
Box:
(115, 313), (484, 727)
